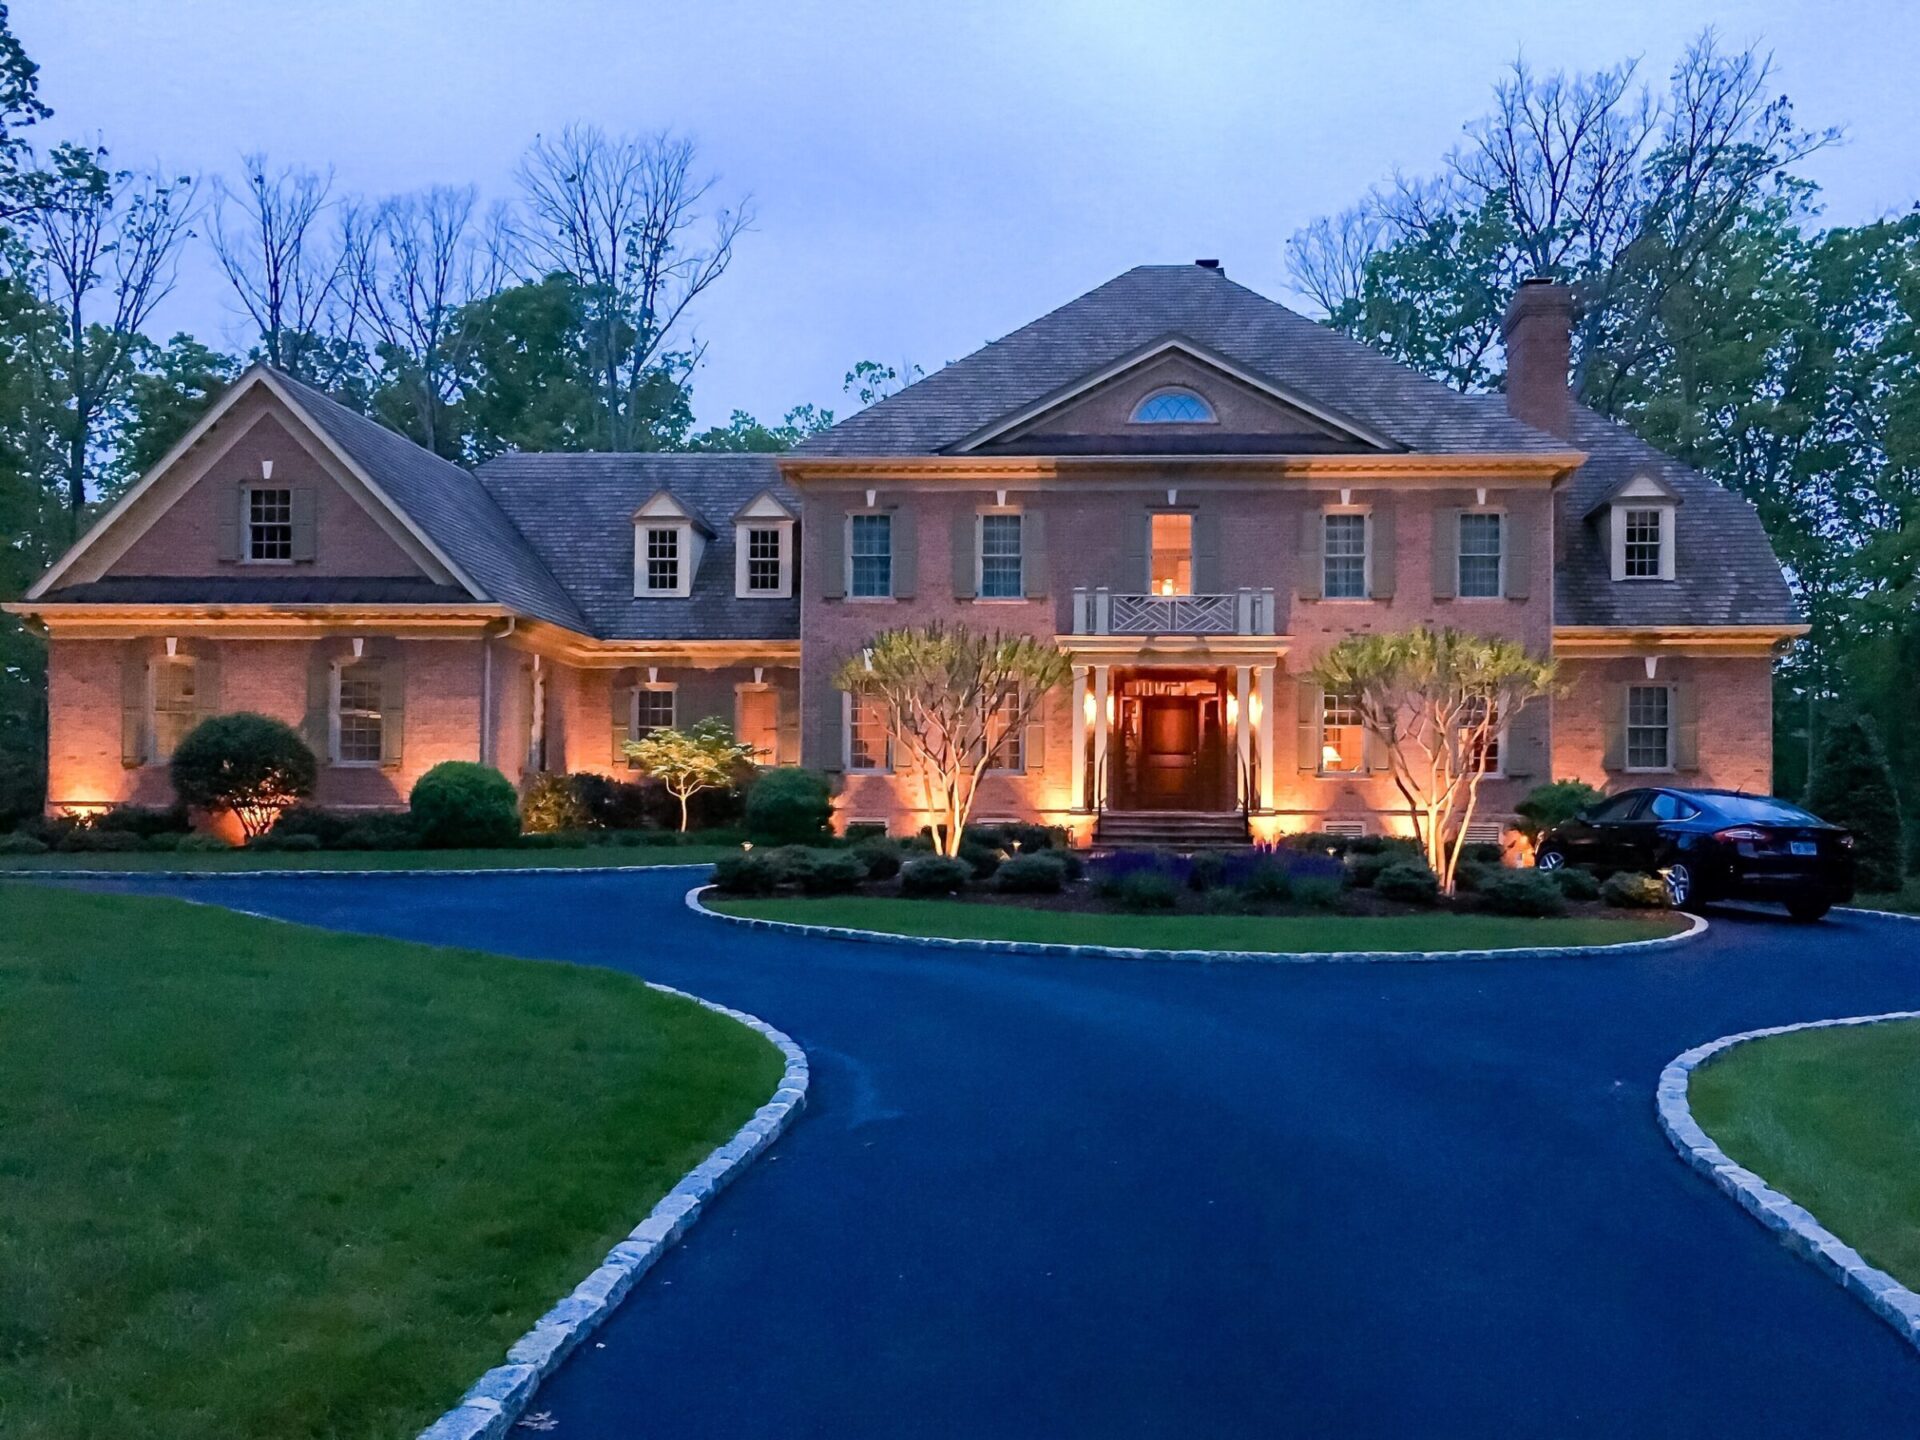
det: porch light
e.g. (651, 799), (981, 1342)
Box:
(1226, 694), (1239, 726)
(1082, 690), (1097, 725)
(1106, 693), (1116, 725)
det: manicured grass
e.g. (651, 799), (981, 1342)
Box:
(1691, 1019), (1920, 1291)
(0, 887), (784, 1440)
(0, 844), (736, 873)
(708, 895), (1683, 952)
(1860, 881), (1920, 915)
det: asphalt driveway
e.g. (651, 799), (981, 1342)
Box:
(72, 871), (1920, 1436)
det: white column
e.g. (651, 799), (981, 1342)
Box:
(1070, 665), (1090, 809)
(1091, 665), (1111, 810)
(1235, 665), (1253, 808)
(1255, 664), (1277, 811)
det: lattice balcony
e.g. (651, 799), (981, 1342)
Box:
(1071, 587), (1277, 636)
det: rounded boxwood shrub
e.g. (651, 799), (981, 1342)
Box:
(0, 832), (49, 855)
(1478, 869), (1569, 917)
(409, 762), (521, 848)
(1344, 852), (1392, 890)
(995, 852), (1068, 895)
(958, 840), (1002, 880)
(1550, 865), (1602, 901)
(1115, 869), (1180, 910)
(853, 837), (904, 880)
(1515, 779), (1607, 839)
(169, 711), (317, 838)
(793, 849), (867, 895)
(745, 768), (833, 844)
(1600, 870), (1670, 909)
(900, 855), (972, 897)
(1375, 861), (1439, 906)
(711, 851), (777, 896)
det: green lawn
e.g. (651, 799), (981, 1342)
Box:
(709, 895), (1682, 952)
(0, 844), (735, 873)
(1860, 880), (1920, 915)
(1691, 1018), (1920, 1291)
(0, 887), (784, 1440)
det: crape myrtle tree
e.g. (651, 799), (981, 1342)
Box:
(624, 717), (757, 832)
(835, 623), (1070, 858)
(1310, 627), (1557, 895)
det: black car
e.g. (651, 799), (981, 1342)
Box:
(1535, 787), (1856, 921)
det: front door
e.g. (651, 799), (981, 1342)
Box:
(1140, 697), (1200, 806)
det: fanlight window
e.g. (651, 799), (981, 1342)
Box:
(1130, 388), (1216, 424)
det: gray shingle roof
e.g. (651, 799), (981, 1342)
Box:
(474, 453), (798, 640)
(794, 264), (1572, 457)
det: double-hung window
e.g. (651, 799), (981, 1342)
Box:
(1623, 509), (1663, 578)
(979, 514), (1023, 598)
(1461, 695), (1501, 774)
(246, 487), (293, 563)
(847, 693), (892, 771)
(1458, 513), (1503, 598)
(642, 527), (681, 592)
(745, 528), (783, 591)
(1323, 513), (1368, 599)
(635, 688), (675, 738)
(850, 514), (892, 598)
(1626, 685), (1672, 770)
(987, 686), (1024, 772)
(336, 663), (385, 764)
(1319, 689), (1365, 774)
(151, 658), (197, 761)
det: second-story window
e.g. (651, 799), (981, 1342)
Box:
(1458, 513), (1504, 598)
(642, 527), (681, 592)
(850, 513), (892, 598)
(1150, 513), (1192, 595)
(247, 487), (293, 562)
(1623, 509), (1664, 578)
(979, 513), (1023, 598)
(745, 528), (783, 591)
(1323, 512), (1368, 599)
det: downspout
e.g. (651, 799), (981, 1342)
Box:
(481, 618), (517, 767)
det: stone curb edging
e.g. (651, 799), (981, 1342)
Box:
(1657, 1010), (1920, 1353)
(0, 862), (715, 881)
(687, 884), (1709, 965)
(415, 985), (807, 1440)
(1842, 905), (1920, 925)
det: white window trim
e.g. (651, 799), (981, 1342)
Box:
(1316, 688), (1368, 777)
(240, 483), (295, 567)
(1320, 504), (1373, 602)
(985, 685), (1028, 774)
(148, 654), (197, 765)
(634, 521), (700, 598)
(842, 691), (893, 773)
(975, 506), (1025, 603)
(1128, 386), (1219, 425)
(1457, 507), (1507, 601)
(734, 519), (794, 599)
(1623, 682), (1677, 774)
(1610, 503), (1676, 582)
(330, 659), (384, 769)
(845, 510), (895, 602)
(631, 683), (678, 736)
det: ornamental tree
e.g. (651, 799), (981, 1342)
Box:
(169, 711), (317, 838)
(1309, 626), (1557, 894)
(835, 623), (1070, 857)
(624, 717), (757, 832)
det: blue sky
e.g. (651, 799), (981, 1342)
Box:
(18, 1), (1919, 427)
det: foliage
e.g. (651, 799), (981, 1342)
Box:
(1374, 861), (1440, 906)
(1186, 851), (1226, 892)
(623, 717), (755, 832)
(520, 772), (592, 834)
(95, 801), (188, 837)
(957, 839), (1002, 880)
(1601, 871), (1671, 909)
(1477, 869), (1569, 917)
(1292, 876), (1345, 909)
(168, 712), (316, 837)
(1310, 626), (1556, 893)
(852, 836), (904, 881)
(338, 812), (424, 851)
(55, 826), (141, 852)
(899, 854), (972, 898)
(711, 851), (777, 896)
(1114, 869), (1181, 911)
(836, 623), (1070, 857)
(175, 830), (233, 853)
(1515, 780), (1608, 840)
(994, 852), (1068, 894)
(744, 767), (832, 844)
(1551, 865), (1602, 901)
(408, 761), (520, 848)
(790, 848), (867, 895)
(1804, 711), (1906, 891)
(1343, 852), (1393, 890)
(1237, 859), (1293, 902)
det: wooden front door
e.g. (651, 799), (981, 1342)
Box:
(1140, 697), (1201, 806)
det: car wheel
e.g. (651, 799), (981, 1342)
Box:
(1786, 896), (1831, 923)
(1536, 848), (1566, 872)
(1663, 862), (1693, 909)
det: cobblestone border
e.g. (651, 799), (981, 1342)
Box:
(1657, 1011), (1920, 1353)
(1842, 905), (1920, 925)
(416, 985), (807, 1440)
(0, 861), (714, 881)
(687, 884), (1708, 964)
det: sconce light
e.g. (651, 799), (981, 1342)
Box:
(1082, 690), (1097, 726)
(1248, 691), (1262, 726)
(1105, 693), (1116, 726)
(1226, 694), (1239, 727)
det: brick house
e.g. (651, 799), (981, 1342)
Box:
(8, 263), (1801, 843)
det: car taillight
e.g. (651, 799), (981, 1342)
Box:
(1714, 827), (1768, 843)
(1839, 834), (1855, 849)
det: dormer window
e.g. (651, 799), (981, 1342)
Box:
(1130, 387), (1216, 424)
(1622, 509), (1663, 577)
(1595, 472), (1679, 582)
(733, 489), (797, 598)
(633, 489), (709, 598)
(642, 527), (680, 590)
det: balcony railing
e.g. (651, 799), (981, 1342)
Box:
(1071, 586), (1277, 636)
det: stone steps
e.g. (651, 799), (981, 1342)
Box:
(1094, 811), (1251, 850)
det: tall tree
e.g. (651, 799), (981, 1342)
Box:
(209, 153), (354, 383)
(113, 332), (240, 492)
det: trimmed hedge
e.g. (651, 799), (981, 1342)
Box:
(852, 837), (904, 880)
(745, 768), (832, 844)
(994, 853), (1068, 894)
(1550, 865), (1602, 901)
(900, 855), (972, 897)
(1375, 861), (1439, 906)
(712, 852), (778, 896)
(409, 762), (521, 848)
(1478, 869), (1568, 917)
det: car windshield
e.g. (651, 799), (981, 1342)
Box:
(1709, 795), (1824, 826)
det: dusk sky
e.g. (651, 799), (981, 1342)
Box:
(18, 2), (1920, 427)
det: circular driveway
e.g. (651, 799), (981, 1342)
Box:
(86, 871), (1920, 1436)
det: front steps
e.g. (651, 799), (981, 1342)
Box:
(1093, 810), (1251, 850)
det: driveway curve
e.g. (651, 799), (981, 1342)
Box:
(72, 871), (1920, 1437)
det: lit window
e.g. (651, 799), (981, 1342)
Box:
(1323, 513), (1368, 599)
(745, 528), (783, 591)
(152, 659), (197, 760)
(980, 514), (1023, 598)
(850, 514), (892, 598)
(1150, 513), (1192, 596)
(1461, 696), (1501, 773)
(1130, 388), (1216, 424)
(247, 487), (293, 562)
(635, 688), (675, 737)
(848, 693), (891, 771)
(1627, 686), (1671, 770)
(1320, 689), (1364, 774)
(337, 664), (384, 764)
(1459, 513), (1503, 598)
(987, 687), (1024, 772)
(1623, 509), (1663, 578)
(643, 528), (680, 591)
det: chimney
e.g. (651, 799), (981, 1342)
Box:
(1194, 258), (1222, 274)
(1503, 277), (1573, 439)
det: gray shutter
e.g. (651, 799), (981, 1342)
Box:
(1296, 681), (1320, 771)
(1503, 509), (1530, 600)
(305, 648), (333, 757)
(1024, 689), (1047, 771)
(809, 682), (843, 773)
(1674, 681), (1699, 772)
(193, 648), (221, 727)
(1366, 719), (1391, 771)
(890, 506), (916, 599)
(1602, 685), (1626, 771)
(379, 652), (405, 768)
(952, 508), (976, 599)
(1503, 701), (1542, 779)
(1122, 509), (1148, 591)
(1023, 507), (1048, 599)
(1370, 501), (1395, 600)
(217, 487), (242, 563)
(610, 671), (633, 767)
(1192, 506), (1221, 594)
(291, 487), (317, 562)
(1432, 507), (1460, 600)
(1296, 509), (1323, 600)
(775, 681), (800, 764)
(820, 510), (845, 600)
(121, 645), (149, 767)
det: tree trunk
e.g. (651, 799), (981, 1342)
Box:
(678, 788), (690, 832)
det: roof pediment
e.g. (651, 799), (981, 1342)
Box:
(633, 488), (714, 533)
(733, 488), (796, 522)
(1585, 469), (1684, 519)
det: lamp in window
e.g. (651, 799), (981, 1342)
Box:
(1322, 741), (1346, 769)
(1160, 578), (1174, 596)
